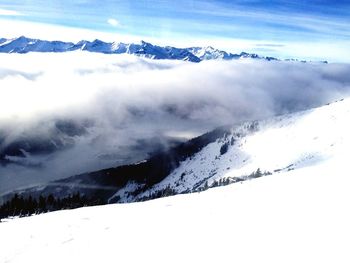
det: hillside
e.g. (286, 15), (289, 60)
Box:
(130, 98), (350, 201)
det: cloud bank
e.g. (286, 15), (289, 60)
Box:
(0, 52), (350, 194)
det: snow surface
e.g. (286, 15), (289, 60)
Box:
(1, 158), (349, 263)
(1, 98), (350, 262)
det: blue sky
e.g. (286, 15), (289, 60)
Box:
(0, 0), (349, 61)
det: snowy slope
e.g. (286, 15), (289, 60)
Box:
(117, 98), (350, 201)
(1, 156), (349, 263)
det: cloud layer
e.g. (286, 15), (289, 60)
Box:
(1, 52), (350, 194)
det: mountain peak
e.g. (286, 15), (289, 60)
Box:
(140, 40), (152, 46)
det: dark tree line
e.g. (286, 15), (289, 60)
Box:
(137, 185), (177, 202)
(196, 168), (272, 192)
(0, 193), (103, 221)
(137, 168), (273, 202)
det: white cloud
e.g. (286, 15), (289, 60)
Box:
(107, 18), (120, 27)
(1, 52), (350, 193)
(0, 8), (22, 16)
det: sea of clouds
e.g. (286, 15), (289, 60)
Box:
(1, 51), (350, 194)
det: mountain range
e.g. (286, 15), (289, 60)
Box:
(0, 36), (279, 62)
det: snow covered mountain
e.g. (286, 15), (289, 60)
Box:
(112, 97), (350, 202)
(2, 97), (349, 209)
(187, 46), (238, 60)
(1, 98), (350, 262)
(0, 36), (75, 53)
(0, 36), (275, 62)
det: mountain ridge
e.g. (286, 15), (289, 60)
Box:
(0, 36), (280, 62)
